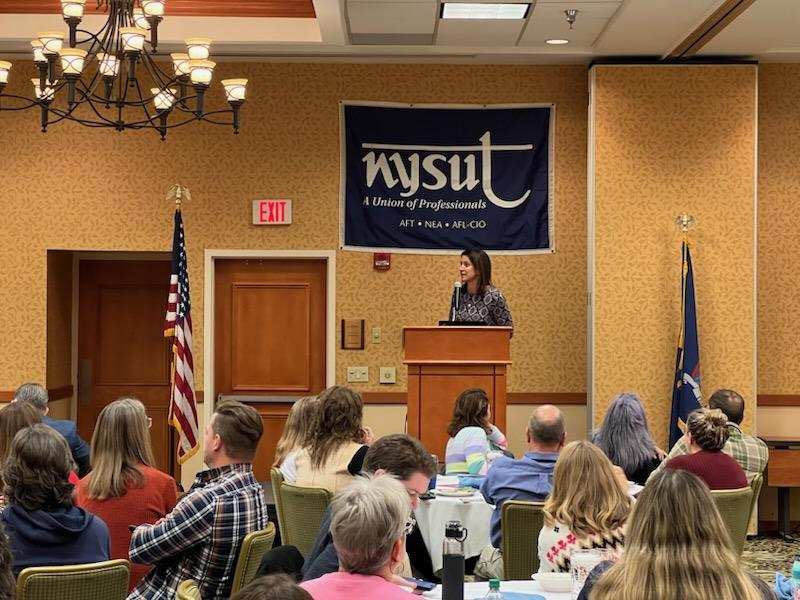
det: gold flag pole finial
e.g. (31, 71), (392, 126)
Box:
(167, 184), (192, 210)
(675, 213), (696, 241)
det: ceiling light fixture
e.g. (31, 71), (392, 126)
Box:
(441, 2), (530, 20)
(546, 39), (569, 45)
(0, 0), (249, 140)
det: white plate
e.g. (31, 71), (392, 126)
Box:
(435, 488), (476, 497)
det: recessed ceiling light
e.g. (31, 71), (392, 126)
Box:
(441, 3), (530, 20)
(546, 38), (570, 45)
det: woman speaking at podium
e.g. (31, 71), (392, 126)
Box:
(449, 249), (513, 334)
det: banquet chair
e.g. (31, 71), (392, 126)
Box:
(230, 522), (277, 593)
(711, 486), (753, 556)
(176, 579), (201, 600)
(271, 468), (332, 558)
(747, 473), (764, 536)
(501, 500), (546, 580)
(16, 559), (130, 600)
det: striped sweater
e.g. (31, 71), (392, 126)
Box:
(537, 520), (626, 573)
(445, 425), (508, 475)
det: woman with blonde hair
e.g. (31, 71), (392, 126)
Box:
(295, 386), (371, 494)
(537, 440), (632, 573)
(665, 407), (747, 490)
(580, 469), (772, 600)
(75, 397), (177, 589)
(273, 395), (320, 483)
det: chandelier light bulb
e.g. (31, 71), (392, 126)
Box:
(188, 59), (215, 85)
(170, 53), (190, 76)
(30, 40), (47, 63)
(142, 0), (166, 17)
(132, 8), (151, 30)
(97, 52), (119, 77)
(186, 38), (212, 60)
(31, 77), (57, 100)
(221, 78), (247, 102)
(58, 47), (87, 75)
(61, 0), (86, 19)
(37, 32), (65, 55)
(120, 27), (148, 52)
(0, 61), (11, 84)
(151, 87), (176, 111)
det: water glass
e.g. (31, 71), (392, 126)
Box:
(570, 549), (604, 599)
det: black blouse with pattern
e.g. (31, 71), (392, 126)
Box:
(450, 285), (513, 333)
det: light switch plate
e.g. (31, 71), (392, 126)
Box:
(347, 366), (369, 383)
(372, 326), (381, 344)
(379, 366), (396, 384)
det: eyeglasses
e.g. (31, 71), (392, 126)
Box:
(404, 516), (416, 535)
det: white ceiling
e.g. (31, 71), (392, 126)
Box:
(0, 0), (797, 63)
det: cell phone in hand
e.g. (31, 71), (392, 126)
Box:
(404, 577), (436, 592)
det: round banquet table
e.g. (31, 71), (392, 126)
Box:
(414, 492), (495, 574)
(423, 579), (570, 599)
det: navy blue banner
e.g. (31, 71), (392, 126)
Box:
(340, 102), (554, 253)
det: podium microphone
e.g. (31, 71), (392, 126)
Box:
(450, 281), (462, 322)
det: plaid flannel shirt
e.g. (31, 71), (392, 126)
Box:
(650, 422), (768, 483)
(127, 463), (267, 600)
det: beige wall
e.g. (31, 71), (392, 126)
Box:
(0, 63), (589, 401)
(591, 65), (758, 446)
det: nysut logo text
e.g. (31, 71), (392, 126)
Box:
(361, 131), (534, 209)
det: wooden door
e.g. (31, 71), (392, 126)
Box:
(214, 258), (327, 479)
(77, 259), (174, 473)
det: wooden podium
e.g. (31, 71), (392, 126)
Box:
(403, 326), (512, 459)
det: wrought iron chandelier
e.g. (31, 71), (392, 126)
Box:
(0, 0), (249, 139)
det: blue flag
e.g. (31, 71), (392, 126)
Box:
(669, 241), (702, 448)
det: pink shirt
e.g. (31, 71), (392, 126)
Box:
(300, 572), (414, 600)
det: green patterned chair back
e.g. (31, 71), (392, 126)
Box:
(176, 579), (202, 600)
(501, 500), (546, 580)
(749, 473), (764, 516)
(279, 481), (333, 558)
(270, 467), (288, 543)
(230, 522), (277, 594)
(711, 486), (753, 556)
(17, 559), (130, 600)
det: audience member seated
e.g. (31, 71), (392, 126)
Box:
(578, 469), (774, 600)
(14, 382), (91, 477)
(302, 434), (438, 582)
(651, 388), (768, 483)
(538, 441), (631, 573)
(665, 408), (748, 490)
(592, 392), (663, 486)
(474, 405), (565, 580)
(300, 474), (416, 600)
(75, 398), (178, 590)
(274, 395), (320, 483)
(0, 401), (42, 488)
(127, 400), (268, 600)
(232, 574), (313, 600)
(2, 424), (109, 576)
(445, 388), (508, 475)
(0, 524), (14, 600)
(295, 386), (372, 494)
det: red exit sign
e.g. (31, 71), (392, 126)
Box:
(252, 199), (292, 225)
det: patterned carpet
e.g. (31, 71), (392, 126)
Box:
(743, 535), (800, 585)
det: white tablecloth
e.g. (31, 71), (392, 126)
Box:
(415, 493), (495, 573)
(423, 580), (570, 599)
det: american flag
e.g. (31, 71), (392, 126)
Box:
(164, 208), (200, 463)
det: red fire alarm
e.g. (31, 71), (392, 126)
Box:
(373, 252), (391, 271)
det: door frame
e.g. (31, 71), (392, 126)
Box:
(203, 249), (336, 430)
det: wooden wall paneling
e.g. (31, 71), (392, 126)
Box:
(0, 0), (316, 17)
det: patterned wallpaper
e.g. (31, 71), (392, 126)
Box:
(591, 66), (757, 444)
(757, 64), (800, 394)
(0, 63), (589, 396)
